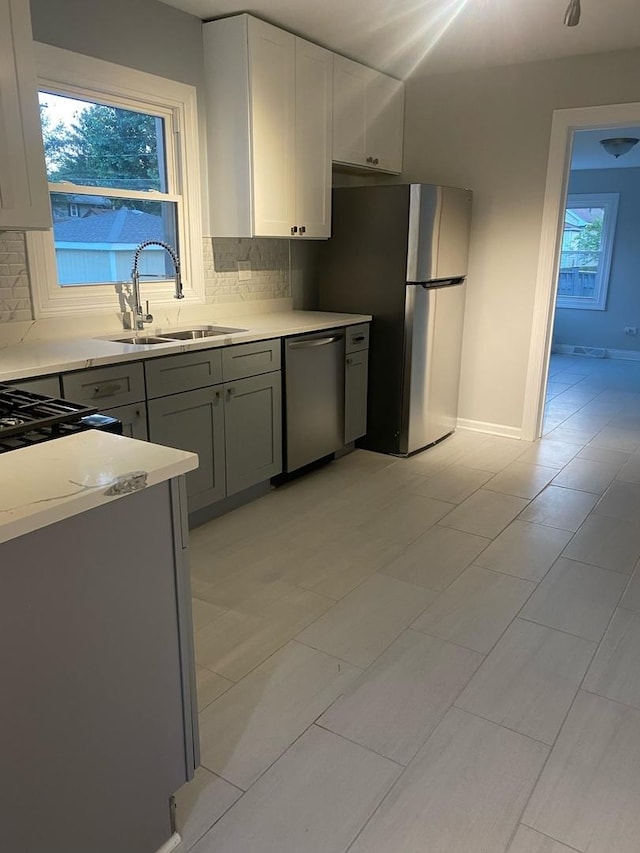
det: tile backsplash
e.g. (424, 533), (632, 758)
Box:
(0, 232), (31, 323)
(205, 238), (290, 304)
(0, 232), (292, 324)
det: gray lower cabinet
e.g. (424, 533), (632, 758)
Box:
(0, 479), (197, 853)
(8, 375), (61, 396)
(224, 372), (282, 496)
(345, 349), (369, 443)
(105, 402), (149, 441)
(148, 387), (226, 511)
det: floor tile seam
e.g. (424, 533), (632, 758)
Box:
(553, 553), (637, 579)
(196, 598), (344, 683)
(198, 663), (239, 683)
(448, 703), (555, 749)
(451, 614), (602, 743)
(517, 822), (583, 852)
(181, 782), (245, 853)
(198, 721), (336, 807)
(574, 571), (639, 698)
(492, 677), (592, 853)
(295, 580), (450, 675)
(410, 570), (542, 673)
(312, 721), (408, 769)
(516, 615), (603, 644)
(480, 481), (555, 502)
(320, 621), (489, 741)
(471, 553), (556, 586)
(556, 550), (637, 577)
(579, 683), (640, 713)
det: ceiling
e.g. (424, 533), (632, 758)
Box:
(158, 0), (640, 79)
(572, 127), (640, 171)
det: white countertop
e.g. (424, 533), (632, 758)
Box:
(0, 310), (371, 383)
(0, 431), (198, 544)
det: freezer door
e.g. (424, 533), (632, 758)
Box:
(400, 281), (466, 454)
(407, 184), (472, 283)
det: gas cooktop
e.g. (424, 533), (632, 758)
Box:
(0, 384), (121, 453)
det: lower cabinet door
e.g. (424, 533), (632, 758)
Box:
(148, 387), (226, 511)
(105, 402), (148, 441)
(223, 372), (282, 496)
(345, 350), (369, 443)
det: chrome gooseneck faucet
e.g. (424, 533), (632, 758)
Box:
(127, 240), (184, 330)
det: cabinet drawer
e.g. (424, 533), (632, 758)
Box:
(104, 402), (148, 442)
(145, 349), (223, 399)
(345, 323), (369, 354)
(8, 375), (61, 396)
(222, 339), (281, 381)
(62, 363), (145, 408)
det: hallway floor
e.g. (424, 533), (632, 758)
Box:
(176, 354), (640, 853)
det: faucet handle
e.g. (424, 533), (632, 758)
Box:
(144, 300), (153, 324)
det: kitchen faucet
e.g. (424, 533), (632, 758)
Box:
(125, 240), (184, 330)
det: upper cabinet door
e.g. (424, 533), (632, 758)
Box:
(0, 0), (50, 230)
(332, 54), (404, 175)
(294, 38), (332, 240)
(332, 55), (369, 168)
(366, 73), (404, 174)
(247, 18), (296, 237)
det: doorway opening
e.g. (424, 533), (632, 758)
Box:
(522, 101), (640, 442)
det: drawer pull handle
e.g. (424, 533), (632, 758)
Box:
(346, 358), (352, 365)
(92, 382), (122, 398)
(351, 335), (365, 342)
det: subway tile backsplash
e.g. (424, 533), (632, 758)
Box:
(0, 232), (292, 323)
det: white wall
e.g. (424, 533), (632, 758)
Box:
(403, 47), (640, 433)
(554, 167), (640, 353)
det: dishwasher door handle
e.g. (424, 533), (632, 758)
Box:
(288, 336), (343, 349)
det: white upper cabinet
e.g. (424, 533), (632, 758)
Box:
(0, 0), (50, 230)
(204, 15), (332, 239)
(333, 55), (404, 174)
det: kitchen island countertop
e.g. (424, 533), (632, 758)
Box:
(0, 430), (198, 544)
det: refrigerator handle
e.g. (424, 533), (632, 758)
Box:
(409, 276), (465, 290)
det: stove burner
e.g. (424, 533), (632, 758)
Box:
(0, 416), (26, 428)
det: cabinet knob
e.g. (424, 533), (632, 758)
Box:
(346, 357), (352, 365)
(299, 225), (306, 235)
(373, 158), (379, 165)
(291, 226), (298, 235)
(366, 156), (374, 164)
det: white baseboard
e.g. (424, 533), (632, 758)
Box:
(457, 418), (522, 440)
(154, 833), (183, 853)
(552, 344), (640, 361)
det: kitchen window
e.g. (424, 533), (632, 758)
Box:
(27, 43), (204, 318)
(556, 193), (619, 311)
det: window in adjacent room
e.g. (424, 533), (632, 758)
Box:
(28, 43), (204, 317)
(556, 193), (619, 311)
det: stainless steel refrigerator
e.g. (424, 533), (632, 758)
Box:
(318, 183), (472, 456)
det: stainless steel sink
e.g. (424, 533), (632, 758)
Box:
(112, 336), (172, 346)
(106, 326), (247, 346)
(160, 326), (246, 339)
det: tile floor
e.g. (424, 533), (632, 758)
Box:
(175, 354), (640, 853)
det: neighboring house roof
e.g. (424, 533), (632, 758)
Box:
(53, 208), (164, 243)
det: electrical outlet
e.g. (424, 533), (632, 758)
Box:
(624, 326), (638, 336)
(238, 260), (252, 281)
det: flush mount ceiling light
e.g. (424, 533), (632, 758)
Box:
(564, 0), (581, 26)
(599, 137), (640, 158)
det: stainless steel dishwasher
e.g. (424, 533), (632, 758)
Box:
(284, 329), (345, 472)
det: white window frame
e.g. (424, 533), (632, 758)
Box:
(556, 192), (619, 311)
(27, 42), (205, 318)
